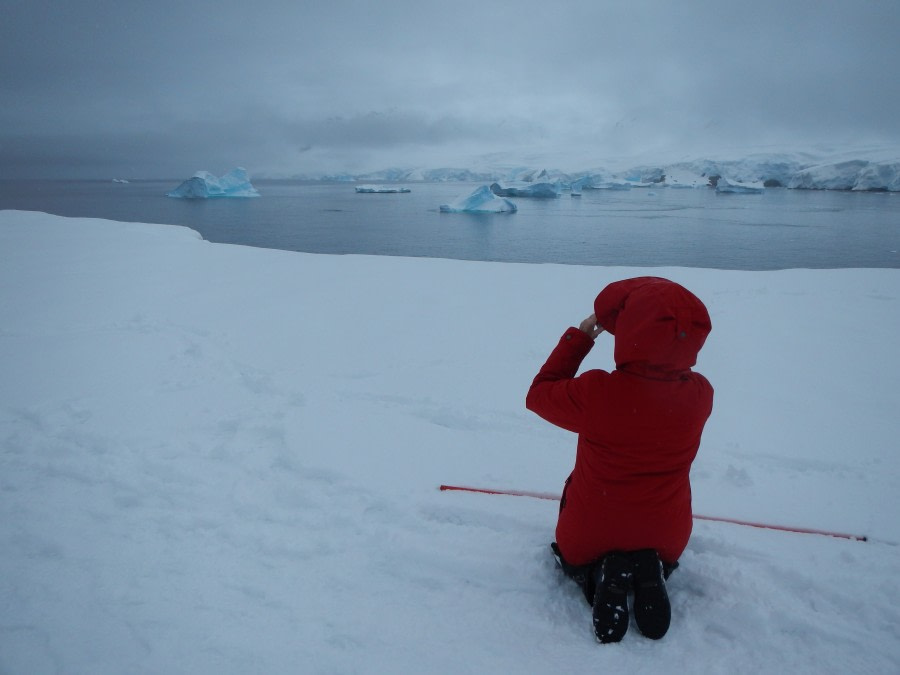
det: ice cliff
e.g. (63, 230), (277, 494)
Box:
(716, 177), (765, 194)
(788, 160), (900, 191)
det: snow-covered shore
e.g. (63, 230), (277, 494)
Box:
(1, 211), (899, 673)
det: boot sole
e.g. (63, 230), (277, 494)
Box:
(592, 554), (631, 643)
(630, 549), (671, 640)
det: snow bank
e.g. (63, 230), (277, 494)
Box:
(439, 185), (517, 213)
(1, 211), (899, 674)
(167, 167), (260, 198)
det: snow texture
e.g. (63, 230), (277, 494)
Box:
(1, 211), (899, 674)
(166, 167), (260, 198)
(439, 185), (517, 213)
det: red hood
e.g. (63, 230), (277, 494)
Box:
(594, 277), (711, 375)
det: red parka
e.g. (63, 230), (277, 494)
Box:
(526, 277), (713, 566)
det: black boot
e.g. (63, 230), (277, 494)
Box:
(630, 549), (671, 640)
(591, 552), (631, 643)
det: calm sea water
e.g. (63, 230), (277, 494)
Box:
(1, 179), (897, 270)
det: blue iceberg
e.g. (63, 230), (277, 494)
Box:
(490, 181), (560, 198)
(439, 185), (517, 213)
(167, 167), (260, 198)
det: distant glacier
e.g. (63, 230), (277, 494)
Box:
(290, 153), (900, 192)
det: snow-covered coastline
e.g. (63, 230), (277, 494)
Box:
(1, 211), (899, 673)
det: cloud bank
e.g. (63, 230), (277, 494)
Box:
(2, 0), (899, 178)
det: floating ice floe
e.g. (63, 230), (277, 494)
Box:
(716, 177), (765, 194)
(166, 167), (260, 198)
(111, 178), (129, 184)
(354, 185), (412, 193)
(439, 185), (517, 213)
(490, 181), (560, 198)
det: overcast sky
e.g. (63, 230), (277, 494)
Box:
(2, 0), (899, 178)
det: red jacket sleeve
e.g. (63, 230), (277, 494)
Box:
(525, 327), (598, 433)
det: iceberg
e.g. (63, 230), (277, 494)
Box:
(354, 185), (412, 193)
(716, 176), (765, 194)
(439, 185), (517, 213)
(490, 181), (560, 198)
(166, 168), (260, 198)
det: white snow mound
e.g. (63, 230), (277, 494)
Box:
(1, 211), (898, 673)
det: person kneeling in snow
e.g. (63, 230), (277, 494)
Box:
(526, 277), (713, 643)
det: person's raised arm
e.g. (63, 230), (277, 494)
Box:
(525, 314), (604, 432)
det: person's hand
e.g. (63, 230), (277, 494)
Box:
(578, 313), (604, 339)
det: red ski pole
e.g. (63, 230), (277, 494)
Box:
(438, 484), (868, 542)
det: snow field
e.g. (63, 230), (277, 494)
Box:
(1, 210), (898, 673)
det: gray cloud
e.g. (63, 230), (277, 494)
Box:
(2, 0), (899, 178)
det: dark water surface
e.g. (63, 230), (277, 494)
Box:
(1, 179), (897, 269)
